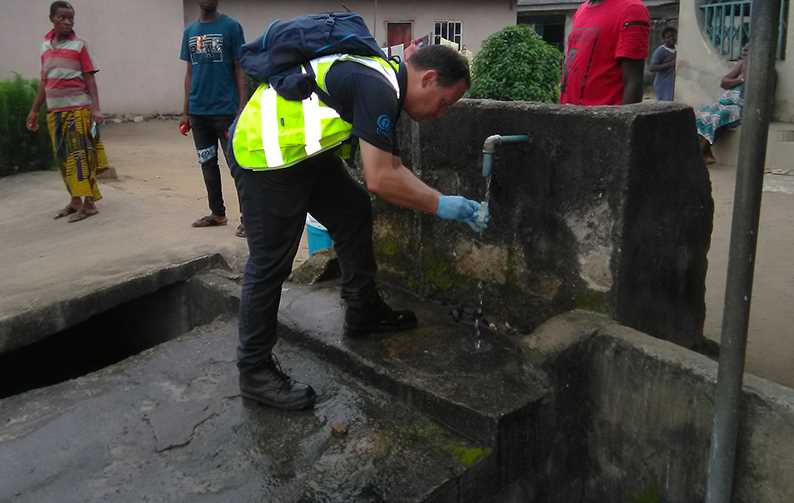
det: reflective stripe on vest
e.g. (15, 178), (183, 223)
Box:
(233, 54), (399, 170)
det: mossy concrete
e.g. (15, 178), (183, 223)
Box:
(375, 100), (713, 347)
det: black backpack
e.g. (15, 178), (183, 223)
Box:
(239, 12), (387, 100)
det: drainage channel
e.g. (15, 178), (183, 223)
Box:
(0, 275), (232, 399)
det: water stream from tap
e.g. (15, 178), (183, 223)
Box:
(469, 175), (493, 353)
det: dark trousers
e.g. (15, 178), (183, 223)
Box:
(190, 115), (240, 218)
(233, 151), (377, 371)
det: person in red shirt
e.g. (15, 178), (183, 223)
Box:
(560, 0), (650, 105)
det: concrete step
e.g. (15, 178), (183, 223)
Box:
(0, 318), (487, 503)
(192, 271), (553, 489)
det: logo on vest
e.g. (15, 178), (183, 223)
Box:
(376, 114), (392, 137)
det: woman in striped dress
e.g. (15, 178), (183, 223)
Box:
(695, 45), (749, 165)
(25, 1), (108, 222)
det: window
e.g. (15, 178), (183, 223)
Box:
(700, 0), (789, 60)
(434, 20), (463, 50)
(518, 14), (566, 51)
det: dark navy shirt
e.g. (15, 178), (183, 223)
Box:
(324, 61), (407, 155)
(180, 14), (245, 116)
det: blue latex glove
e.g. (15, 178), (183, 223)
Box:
(436, 195), (489, 233)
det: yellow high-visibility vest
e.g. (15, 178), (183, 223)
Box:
(233, 54), (400, 170)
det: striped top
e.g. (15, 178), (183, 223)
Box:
(40, 30), (97, 112)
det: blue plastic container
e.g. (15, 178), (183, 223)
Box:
(306, 214), (333, 256)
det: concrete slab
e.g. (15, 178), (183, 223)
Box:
(0, 318), (485, 503)
(189, 272), (553, 491)
(189, 273), (548, 450)
(277, 283), (551, 445)
(0, 253), (225, 355)
(0, 171), (248, 353)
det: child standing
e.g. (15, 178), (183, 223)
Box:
(26, 1), (108, 222)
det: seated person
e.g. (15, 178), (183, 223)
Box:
(695, 45), (748, 164)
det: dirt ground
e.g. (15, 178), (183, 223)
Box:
(703, 162), (794, 388)
(7, 118), (790, 388)
(100, 119), (309, 263)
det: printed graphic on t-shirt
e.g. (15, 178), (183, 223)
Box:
(188, 34), (225, 64)
(561, 27), (599, 101)
(376, 114), (393, 138)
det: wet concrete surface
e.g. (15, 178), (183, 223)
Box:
(274, 282), (551, 448)
(0, 318), (482, 503)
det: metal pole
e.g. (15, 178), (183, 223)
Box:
(705, 1), (781, 502)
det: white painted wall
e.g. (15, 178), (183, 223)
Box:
(675, 0), (794, 171)
(0, 0), (185, 115)
(184, 0), (516, 56)
(1, 0), (515, 114)
(676, 0), (794, 122)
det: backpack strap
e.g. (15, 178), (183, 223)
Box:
(336, 54), (400, 98)
(300, 63), (333, 105)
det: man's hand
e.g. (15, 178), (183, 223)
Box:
(179, 115), (191, 135)
(436, 195), (489, 232)
(25, 110), (39, 132)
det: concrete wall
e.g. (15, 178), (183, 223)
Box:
(375, 100), (713, 347)
(0, 0), (185, 115)
(187, 0), (516, 55)
(522, 310), (794, 503)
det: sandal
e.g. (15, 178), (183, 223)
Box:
(67, 207), (98, 223)
(235, 223), (246, 238)
(54, 205), (79, 219)
(192, 214), (227, 228)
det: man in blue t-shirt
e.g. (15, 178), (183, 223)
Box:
(179, 0), (246, 236)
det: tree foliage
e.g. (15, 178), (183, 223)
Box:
(0, 76), (52, 177)
(469, 25), (562, 103)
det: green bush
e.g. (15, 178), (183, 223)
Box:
(0, 76), (52, 177)
(469, 25), (562, 103)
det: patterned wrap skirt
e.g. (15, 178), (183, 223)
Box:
(47, 107), (107, 200)
(695, 86), (744, 145)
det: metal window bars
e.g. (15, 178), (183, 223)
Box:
(433, 21), (463, 50)
(701, 0), (788, 60)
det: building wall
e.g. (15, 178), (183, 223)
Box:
(185, 0), (516, 55)
(676, 0), (794, 122)
(2, 0), (514, 115)
(0, 0), (185, 115)
(676, 0), (794, 170)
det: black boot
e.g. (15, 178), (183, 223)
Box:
(344, 291), (418, 338)
(239, 355), (316, 410)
